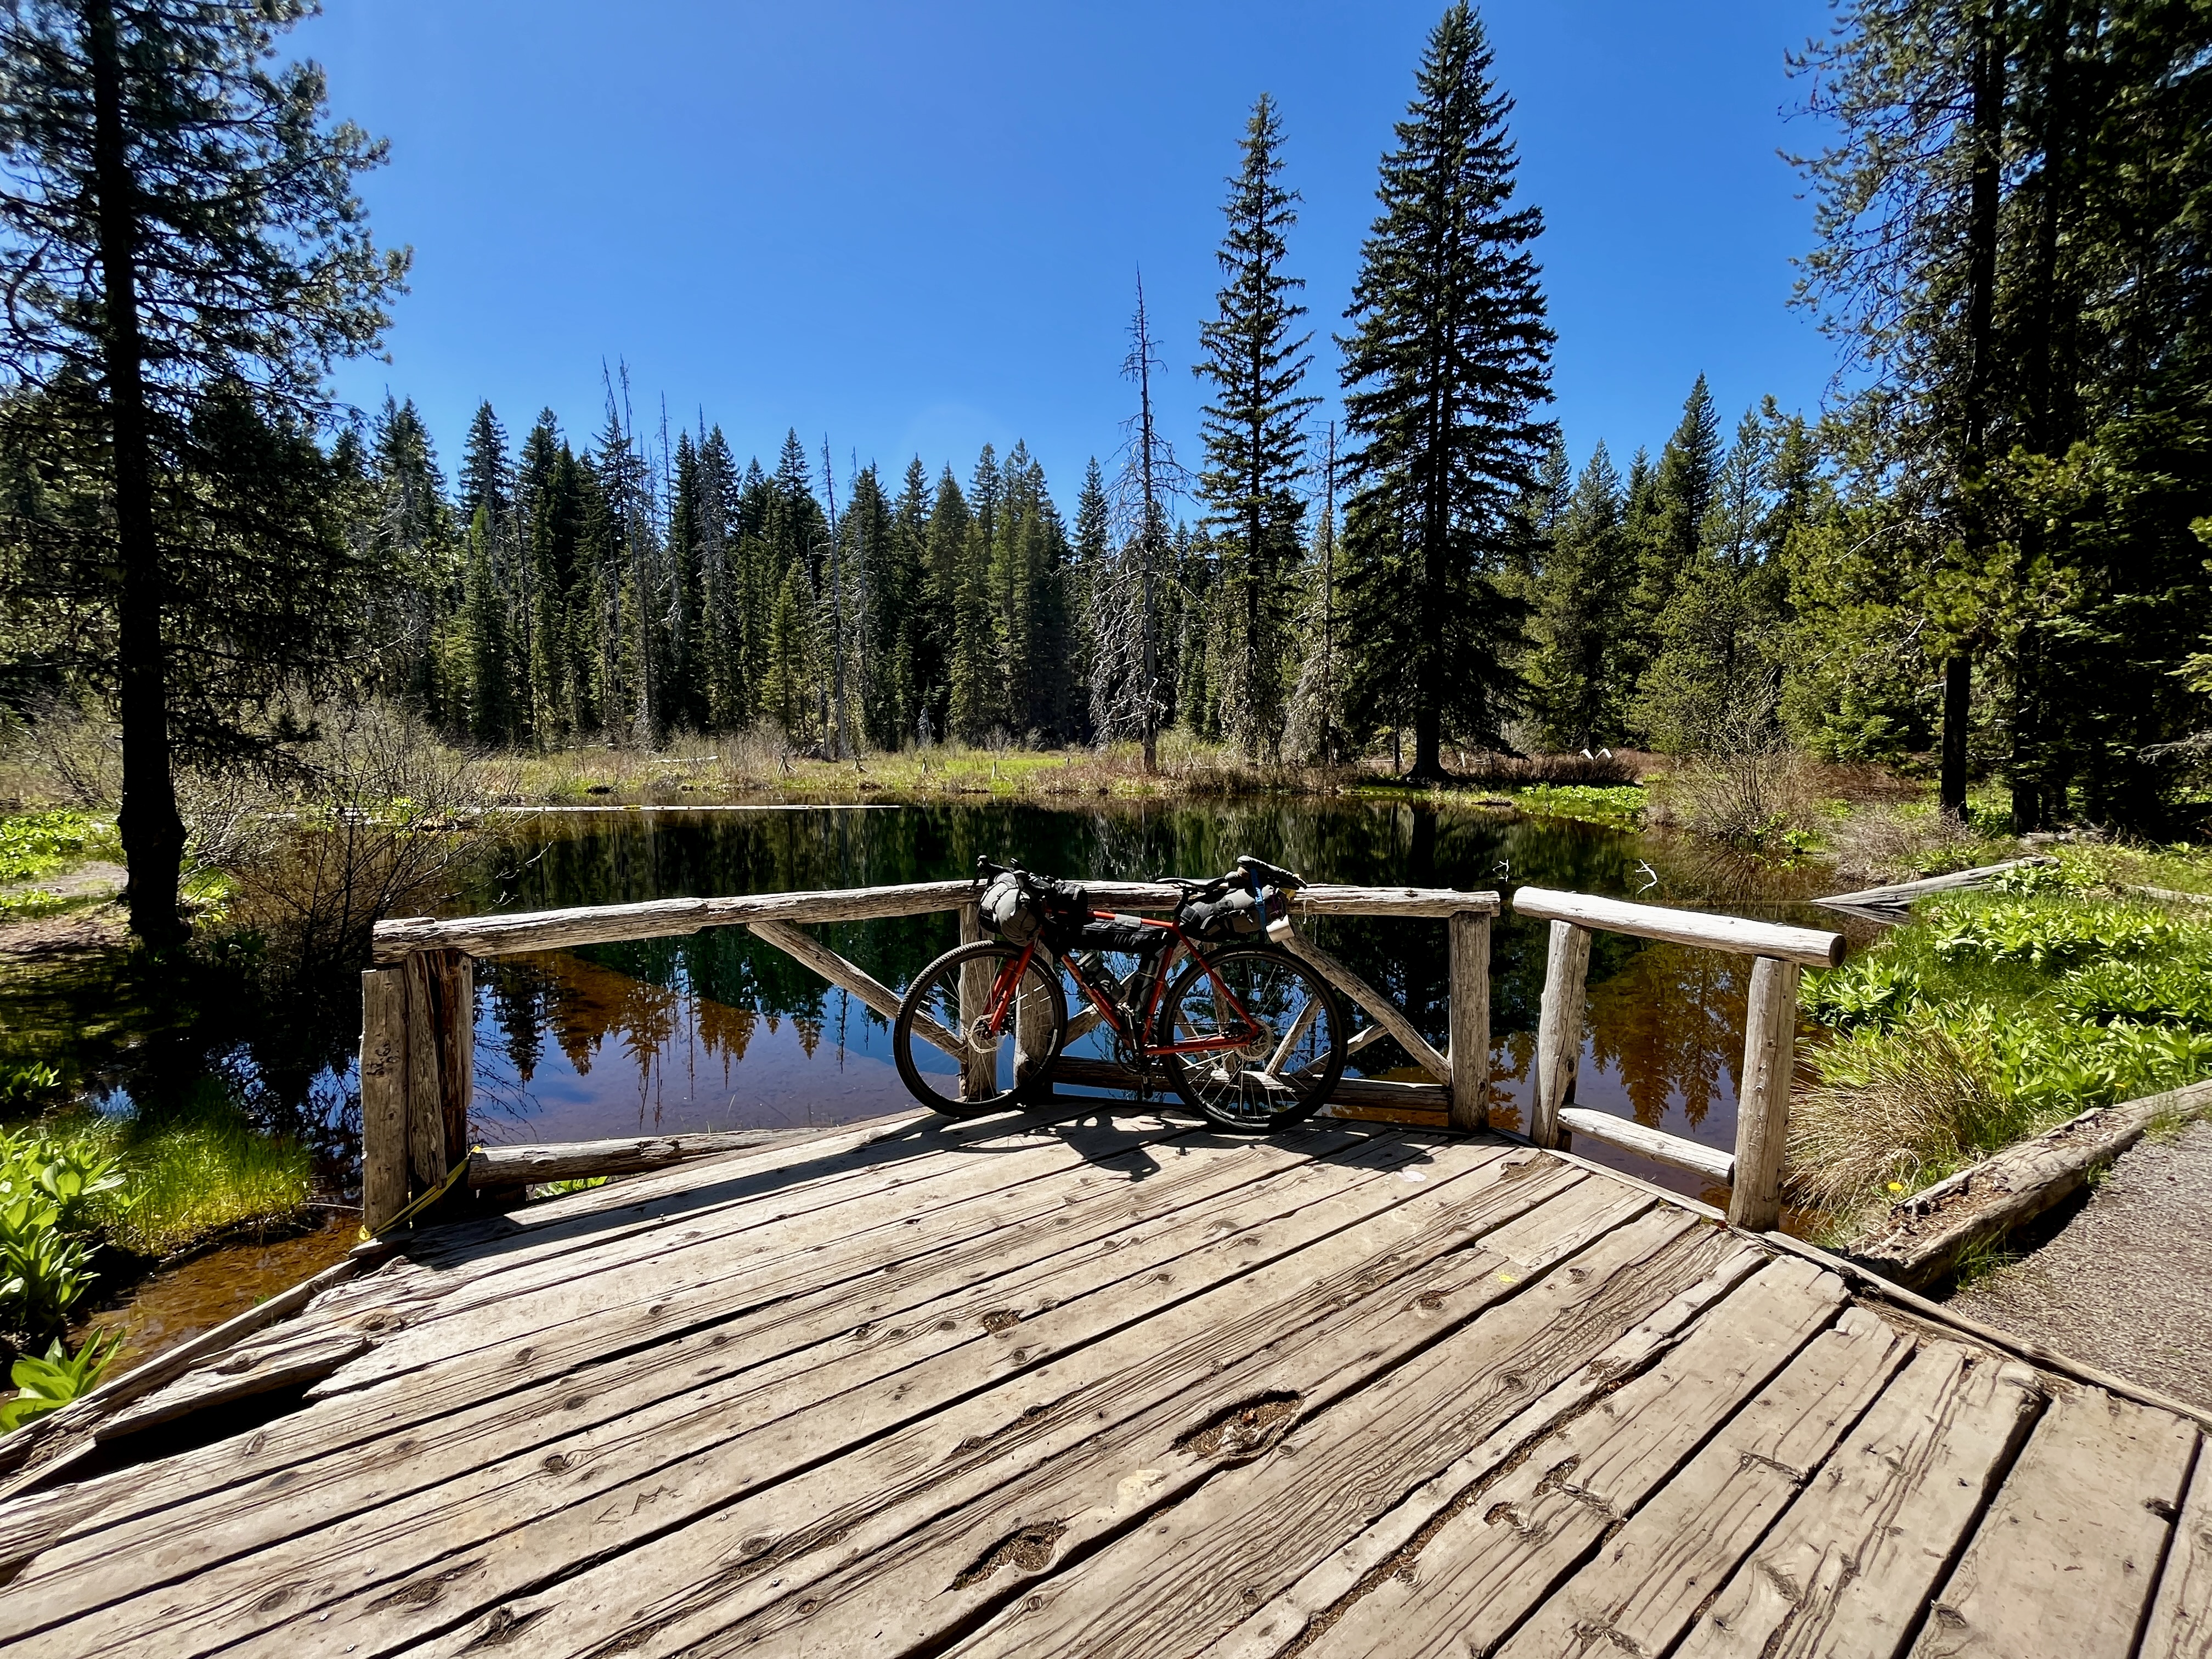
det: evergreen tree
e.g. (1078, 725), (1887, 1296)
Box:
(1336, 2), (1554, 781)
(922, 468), (970, 740)
(949, 444), (1000, 739)
(1194, 93), (1315, 761)
(365, 397), (456, 722)
(0, 0), (405, 940)
(461, 505), (514, 744)
(1523, 443), (1633, 749)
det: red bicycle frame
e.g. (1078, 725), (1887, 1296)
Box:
(980, 913), (1264, 1058)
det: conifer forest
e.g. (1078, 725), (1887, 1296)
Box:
(2, 0), (2210, 941)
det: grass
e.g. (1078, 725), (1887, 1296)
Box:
(1789, 877), (2212, 1238)
(91, 1087), (315, 1257)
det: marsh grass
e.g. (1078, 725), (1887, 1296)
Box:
(71, 1087), (313, 1257)
(1790, 885), (2212, 1237)
(1828, 802), (2015, 885)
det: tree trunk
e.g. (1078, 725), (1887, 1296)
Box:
(88, 0), (185, 946)
(1946, 0), (2006, 826)
(1940, 653), (1972, 821)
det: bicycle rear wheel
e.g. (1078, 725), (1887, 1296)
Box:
(893, 940), (1066, 1116)
(1158, 944), (1346, 1132)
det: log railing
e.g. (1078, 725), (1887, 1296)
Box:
(359, 877), (1842, 1235)
(1509, 886), (1846, 1231)
(359, 879), (1502, 1231)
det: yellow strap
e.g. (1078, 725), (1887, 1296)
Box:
(359, 1144), (482, 1242)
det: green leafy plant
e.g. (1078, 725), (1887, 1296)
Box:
(0, 1329), (120, 1432)
(1923, 899), (2172, 968)
(0, 810), (119, 885)
(0, 1063), (61, 1111)
(1804, 960), (1923, 1029)
(0, 1192), (95, 1332)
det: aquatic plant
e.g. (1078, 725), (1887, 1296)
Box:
(101, 1089), (312, 1257)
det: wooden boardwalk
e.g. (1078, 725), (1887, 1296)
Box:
(0, 1103), (2204, 1658)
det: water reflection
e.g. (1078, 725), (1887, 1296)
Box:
(456, 802), (1842, 1199)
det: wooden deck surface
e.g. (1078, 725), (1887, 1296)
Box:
(0, 1103), (2204, 1658)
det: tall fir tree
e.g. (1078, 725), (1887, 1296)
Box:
(1336, 1), (1554, 781)
(1194, 93), (1316, 761)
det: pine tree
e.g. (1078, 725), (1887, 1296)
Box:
(0, 0), (405, 940)
(365, 396), (456, 722)
(922, 467), (970, 742)
(949, 444), (1000, 740)
(1523, 443), (1633, 749)
(1194, 93), (1315, 761)
(1336, 2), (1554, 781)
(461, 505), (514, 744)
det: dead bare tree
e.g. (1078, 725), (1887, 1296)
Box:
(1088, 270), (1187, 768)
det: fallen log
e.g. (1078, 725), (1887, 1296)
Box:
(1844, 1077), (2212, 1290)
(1813, 855), (2058, 915)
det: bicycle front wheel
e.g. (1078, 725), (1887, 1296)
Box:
(1159, 944), (1346, 1132)
(893, 940), (1066, 1116)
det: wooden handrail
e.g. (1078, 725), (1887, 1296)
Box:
(371, 880), (1502, 963)
(1511, 884), (1839, 1231)
(1509, 886), (1844, 968)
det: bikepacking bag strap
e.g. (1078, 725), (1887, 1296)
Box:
(1181, 883), (1289, 941)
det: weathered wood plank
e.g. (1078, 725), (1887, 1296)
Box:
(93, 1329), (374, 1440)
(1532, 918), (1591, 1149)
(1267, 915), (1452, 1084)
(1496, 1306), (1913, 1658)
(357, 967), (409, 1235)
(1197, 1240), (1774, 1659)
(2142, 1435), (2212, 1659)
(1730, 954), (1801, 1231)
(1558, 1105), (1736, 1184)
(881, 1215), (1750, 1659)
(467, 1125), (846, 1187)
(309, 1110), (1212, 1403)
(0, 1123), (1398, 1627)
(1449, 909), (1491, 1131)
(432, 949), (472, 1209)
(1049, 1053), (1449, 1115)
(392, 1149), (1600, 1659)
(1273, 1257), (1853, 1659)
(490, 1184), (1699, 1659)
(1514, 884), (1847, 967)
(1675, 1342), (2049, 1659)
(1905, 1385), (2197, 1658)
(52, 1140), (1538, 1657)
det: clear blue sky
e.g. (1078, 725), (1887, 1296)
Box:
(303, 0), (1840, 507)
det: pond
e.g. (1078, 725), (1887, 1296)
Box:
(30, 798), (1863, 1362)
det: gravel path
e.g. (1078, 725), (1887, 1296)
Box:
(1949, 1118), (2212, 1409)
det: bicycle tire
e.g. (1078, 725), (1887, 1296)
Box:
(893, 940), (1066, 1116)
(1158, 944), (1346, 1132)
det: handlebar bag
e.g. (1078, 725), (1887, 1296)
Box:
(979, 872), (1041, 944)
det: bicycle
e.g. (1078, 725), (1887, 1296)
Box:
(890, 854), (1349, 1133)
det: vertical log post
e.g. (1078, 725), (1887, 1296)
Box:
(1447, 910), (1491, 1132)
(402, 952), (444, 1194)
(430, 949), (475, 1219)
(364, 947), (476, 1233)
(359, 967), (409, 1234)
(1728, 954), (1801, 1232)
(1015, 944), (1054, 1100)
(1531, 920), (1592, 1150)
(957, 902), (996, 1101)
